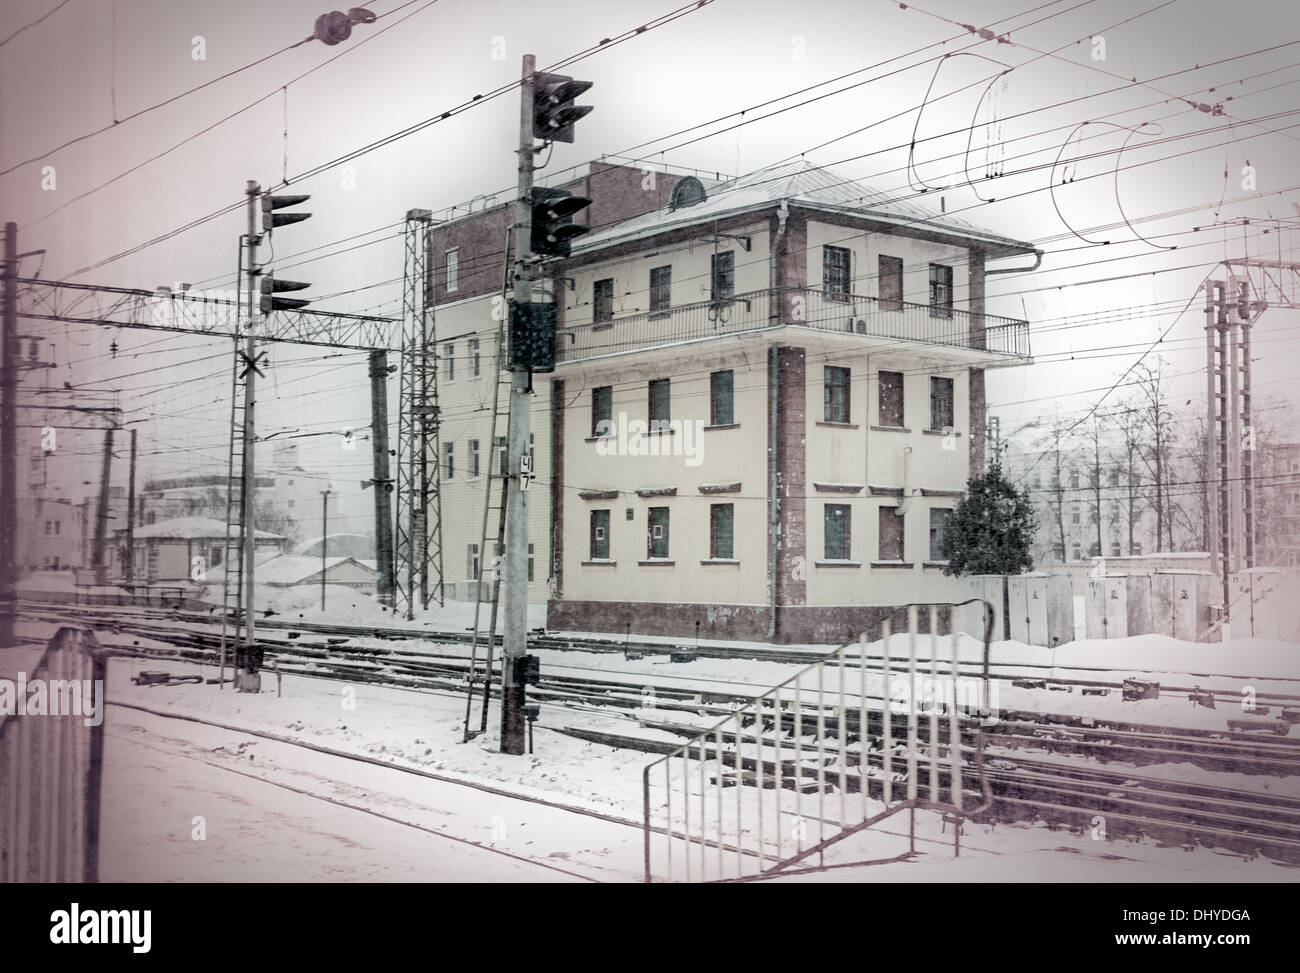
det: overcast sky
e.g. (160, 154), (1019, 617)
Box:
(4, 0), (1299, 524)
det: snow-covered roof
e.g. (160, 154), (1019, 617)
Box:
(130, 516), (284, 541)
(254, 555), (373, 585)
(574, 160), (1037, 258)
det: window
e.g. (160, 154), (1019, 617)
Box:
(496, 436), (507, 476)
(1071, 544), (1081, 561)
(468, 543), (480, 580)
(710, 251), (735, 304)
(710, 370), (734, 426)
(469, 440), (480, 478)
(824, 366), (851, 423)
(879, 254), (903, 311)
(444, 441), (455, 480)
(649, 379), (670, 430)
(878, 370), (904, 427)
(649, 265), (672, 314)
(593, 278), (614, 325)
(1070, 502), (1080, 525)
(878, 506), (904, 561)
(590, 509), (611, 560)
(446, 248), (459, 292)
(929, 376), (954, 431)
(528, 543), (535, 583)
(469, 338), (480, 377)
(823, 245), (851, 301)
(211, 547), (222, 568)
(647, 507), (670, 559)
(929, 263), (953, 317)
(824, 504), (851, 560)
(1111, 542), (1121, 557)
(1069, 469), (1079, 490)
(710, 504), (734, 559)
(929, 508), (951, 561)
(288, 499), (295, 509)
(1108, 470), (1119, 487)
(1032, 473), (1042, 489)
(54, 521), (61, 535)
(445, 343), (455, 381)
(592, 386), (613, 437)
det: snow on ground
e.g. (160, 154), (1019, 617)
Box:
(95, 651), (1297, 882)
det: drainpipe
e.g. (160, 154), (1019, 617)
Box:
(897, 446), (915, 515)
(984, 249), (1043, 275)
(768, 348), (781, 639)
(767, 201), (789, 640)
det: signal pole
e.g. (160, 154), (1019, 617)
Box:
(238, 180), (261, 691)
(501, 54), (538, 755)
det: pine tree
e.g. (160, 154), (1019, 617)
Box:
(942, 462), (1037, 576)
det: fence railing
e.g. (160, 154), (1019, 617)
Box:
(0, 626), (106, 883)
(558, 288), (1031, 364)
(642, 601), (994, 882)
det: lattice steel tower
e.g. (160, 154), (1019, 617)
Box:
(396, 210), (444, 618)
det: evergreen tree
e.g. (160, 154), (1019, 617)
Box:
(942, 462), (1037, 576)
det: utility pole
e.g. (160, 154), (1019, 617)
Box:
(499, 55), (592, 753)
(368, 349), (396, 606)
(125, 427), (137, 585)
(501, 54), (539, 756)
(0, 223), (17, 645)
(320, 488), (330, 612)
(91, 425), (114, 586)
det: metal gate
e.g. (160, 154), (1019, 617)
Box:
(642, 602), (994, 882)
(0, 626), (106, 882)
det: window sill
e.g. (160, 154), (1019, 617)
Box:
(704, 423), (739, 431)
(922, 561), (950, 569)
(870, 424), (911, 433)
(921, 428), (961, 437)
(870, 560), (914, 569)
(581, 559), (617, 567)
(700, 558), (740, 566)
(815, 559), (861, 568)
(645, 428), (675, 436)
(816, 421), (859, 430)
(638, 559), (676, 567)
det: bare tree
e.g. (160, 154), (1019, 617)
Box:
(1133, 360), (1176, 551)
(1111, 400), (1150, 554)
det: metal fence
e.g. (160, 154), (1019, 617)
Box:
(642, 601), (994, 882)
(558, 287), (1030, 363)
(0, 626), (106, 882)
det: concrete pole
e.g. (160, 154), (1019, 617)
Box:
(91, 425), (113, 586)
(125, 428), (137, 585)
(369, 349), (396, 606)
(500, 54), (537, 756)
(320, 489), (329, 612)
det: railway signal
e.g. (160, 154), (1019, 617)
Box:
(530, 187), (591, 259)
(531, 72), (593, 143)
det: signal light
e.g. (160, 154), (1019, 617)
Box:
(508, 301), (556, 372)
(261, 275), (312, 313)
(530, 186), (590, 259)
(532, 72), (593, 143)
(262, 193), (312, 232)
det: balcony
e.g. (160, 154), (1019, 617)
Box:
(556, 287), (1030, 364)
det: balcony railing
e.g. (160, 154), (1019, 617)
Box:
(556, 287), (1030, 363)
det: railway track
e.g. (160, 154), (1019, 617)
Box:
(21, 600), (1300, 866)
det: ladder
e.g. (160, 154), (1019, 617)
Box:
(218, 330), (249, 688)
(462, 321), (512, 741)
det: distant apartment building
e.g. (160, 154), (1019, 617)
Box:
(426, 159), (1037, 642)
(1255, 441), (1300, 567)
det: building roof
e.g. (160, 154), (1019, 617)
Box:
(251, 555), (373, 585)
(575, 160), (1037, 258)
(129, 516), (285, 541)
